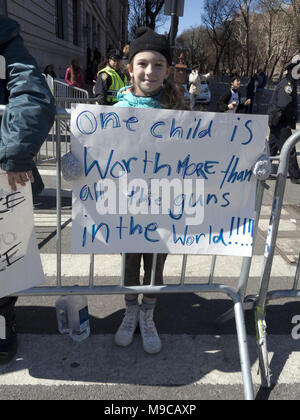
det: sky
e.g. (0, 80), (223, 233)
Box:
(158, 0), (204, 36)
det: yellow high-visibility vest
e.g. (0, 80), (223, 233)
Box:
(98, 66), (128, 104)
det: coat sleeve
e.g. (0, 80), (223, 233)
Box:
(0, 35), (56, 172)
(268, 80), (295, 127)
(189, 73), (195, 85)
(94, 73), (112, 105)
(276, 83), (294, 110)
(216, 90), (231, 112)
(65, 67), (72, 85)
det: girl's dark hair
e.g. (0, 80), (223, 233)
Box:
(160, 79), (186, 110)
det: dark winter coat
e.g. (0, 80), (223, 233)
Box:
(0, 17), (56, 172)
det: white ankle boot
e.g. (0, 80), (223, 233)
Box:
(139, 309), (162, 354)
(114, 305), (139, 347)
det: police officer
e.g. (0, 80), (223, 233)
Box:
(0, 17), (55, 364)
(268, 60), (300, 184)
(94, 49), (128, 105)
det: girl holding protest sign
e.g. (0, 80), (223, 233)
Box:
(112, 34), (272, 354)
(62, 28), (271, 356)
(112, 27), (185, 355)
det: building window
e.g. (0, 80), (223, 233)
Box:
(0, 0), (7, 16)
(55, 0), (64, 39)
(73, 0), (79, 45)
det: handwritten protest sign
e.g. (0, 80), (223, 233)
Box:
(0, 175), (44, 298)
(71, 105), (268, 256)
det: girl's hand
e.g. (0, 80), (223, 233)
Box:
(228, 102), (236, 110)
(7, 171), (34, 191)
(245, 99), (251, 105)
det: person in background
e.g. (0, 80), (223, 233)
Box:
(65, 59), (85, 89)
(215, 73), (271, 181)
(188, 65), (202, 110)
(245, 71), (259, 114)
(121, 44), (131, 80)
(43, 64), (56, 79)
(0, 16), (56, 364)
(122, 44), (130, 66)
(254, 67), (267, 114)
(268, 60), (300, 184)
(94, 50), (128, 105)
(216, 74), (251, 113)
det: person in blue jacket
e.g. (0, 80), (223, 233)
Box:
(0, 16), (56, 364)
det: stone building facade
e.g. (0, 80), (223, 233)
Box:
(0, 0), (129, 78)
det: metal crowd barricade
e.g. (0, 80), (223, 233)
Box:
(2, 109), (272, 400)
(37, 78), (95, 163)
(53, 79), (90, 109)
(248, 131), (300, 389)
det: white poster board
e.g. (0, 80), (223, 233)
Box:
(71, 105), (268, 256)
(0, 175), (45, 298)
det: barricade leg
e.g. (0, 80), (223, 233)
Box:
(233, 299), (255, 400)
(254, 305), (272, 388)
(254, 171), (288, 388)
(292, 253), (300, 291)
(56, 119), (62, 287)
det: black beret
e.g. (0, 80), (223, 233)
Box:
(129, 27), (172, 65)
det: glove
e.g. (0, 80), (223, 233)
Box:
(61, 152), (83, 181)
(252, 154), (271, 181)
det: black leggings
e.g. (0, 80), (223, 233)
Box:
(124, 253), (167, 299)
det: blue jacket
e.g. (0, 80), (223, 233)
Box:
(115, 86), (163, 109)
(0, 17), (56, 172)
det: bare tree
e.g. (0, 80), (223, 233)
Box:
(233, 0), (258, 75)
(176, 26), (212, 69)
(202, 0), (238, 74)
(257, 0), (298, 77)
(128, 0), (167, 38)
(172, 0), (298, 78)
(280, 0), (300, 49)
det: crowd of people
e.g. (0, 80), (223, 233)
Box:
(0, 15), (299, 365)
(43, 44), (130, 101)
